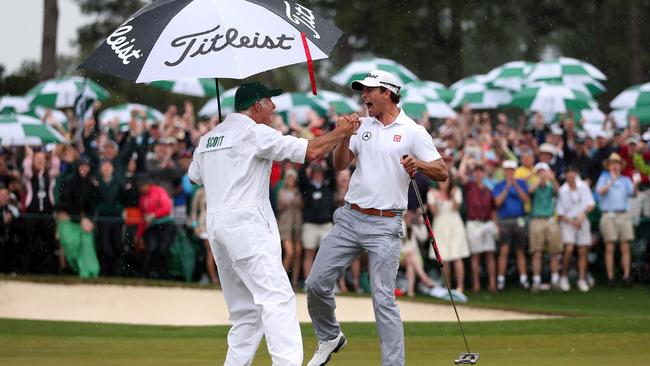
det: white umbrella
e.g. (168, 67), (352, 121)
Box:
(610, 82), (650, 109)
(331, 57), (420, 87)
(0, 114), (66, 145)
(199, 88), (238, 117)
(0, 96), (30, 114)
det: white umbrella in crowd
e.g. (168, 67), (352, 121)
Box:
(198, 87), (238, 118)
(273, 92), (328, 124)
(610, 82), (650, 109)
(449, 74), (488, 90)
(509, 82), (593, 114)
(0, 114), (66, 145)
(331, 57), (420, 87)
(24, 106), (69, 131)
(148, 78), (223, 97)
(307, 90), (360, 115)
(526, 57), (607, 82)
(401, 80), (454, 103)
(98, 103), (165, 130)
(483, 61), (534, 91)
(25, 76), (109, 109)
(0, 96), (31, 114)
(399, 93), (456, 119)
(449, 82), (512, 109)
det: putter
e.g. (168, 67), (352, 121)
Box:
(403, 155), (480, 365)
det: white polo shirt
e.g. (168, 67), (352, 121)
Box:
(345, 109), (441, 210)
(188, 113), (308, 214)
(557, 179), (595, 219)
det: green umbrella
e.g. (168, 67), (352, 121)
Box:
(0, 114), (66, 145)
(307, 90), (360, 115)
(198, 88), (238, 118)
(401, 81), (454, 103)
(611, 106), (650, 127)
(526, 75), (606, 97)
(400, 94), (456, 119)
(24, 106), (69, 130)
(484, 61), (534, 91)
(98, 103), (165, 129)
(148, 78), (223, 97)
(509, 83), (592, 114)
(610, 82), (650, 109)
(526, 57), (607, 82)
(26, 76), (109, 109)
(331, 57), (419, 87)
(450, 75), (488, 90)
(450, 83), (512, 109)
(0, 96), (30, 114)
(274, 92), (328, 125)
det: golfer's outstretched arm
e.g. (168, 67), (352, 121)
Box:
(333, 136), (354, 171)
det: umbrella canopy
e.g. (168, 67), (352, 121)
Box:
(449, 74), (488, 90)
(611, 106), (650, 127)
(198, 87), (238, 117)
(0, 114), (66, 145)
(526, 57), (607, 82)
(610, 82), (650, 109)
(331, 57), (419, 88)
(0, 96), (30, 114)
(307, 90), (359, 115)
(98, 103), (165, 128)
(449, 83), (512, 109)
(509, 83), (592, 114)
(273, 92), (328, 124)
(401, 81), (454, 103)
(148, 78), (223, 97)
(484, 61), (534, 91)
(79, 0), (343, 83)
(25, 76), (109, 109)
(24, 106), (69, 130)
(528, 75), (606, 97)
(399, 94), (456, 119)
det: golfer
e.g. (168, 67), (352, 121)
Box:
(188, 81), (359, 366)
(305, 70), (448, 366)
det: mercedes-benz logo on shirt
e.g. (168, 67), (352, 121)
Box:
(361, 131), (372, 141)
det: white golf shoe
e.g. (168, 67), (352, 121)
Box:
(577, 279), (590, 292)
(307, 332), (347, 366)
(559, 276), (571, 292)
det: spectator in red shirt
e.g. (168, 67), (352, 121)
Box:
(138, 174), (175, 279)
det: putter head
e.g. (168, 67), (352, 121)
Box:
(454, 353), (480, 365)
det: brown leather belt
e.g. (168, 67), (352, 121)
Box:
(349, 203), (399, 218)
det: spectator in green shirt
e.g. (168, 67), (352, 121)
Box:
(528, 162), (561, 292)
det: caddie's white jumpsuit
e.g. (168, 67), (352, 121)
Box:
(188, 112), (308, 366)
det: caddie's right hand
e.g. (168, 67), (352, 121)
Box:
(336, 113), (360, 137)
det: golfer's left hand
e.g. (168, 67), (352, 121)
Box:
(401, 155), (418, 177)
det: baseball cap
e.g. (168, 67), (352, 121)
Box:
(502, 160), (518, 169)
(534, 162), (551, 172)
(78, 155), (92, 166)
(538, 143), (557, 156)
(350, 70), (402, 95)
(627, 135), (640, 145)
(234, 82), (283, 111)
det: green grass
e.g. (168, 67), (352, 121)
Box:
(1, 276), (649, 365)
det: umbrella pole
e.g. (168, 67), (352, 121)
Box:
(215, 78), (222, 123)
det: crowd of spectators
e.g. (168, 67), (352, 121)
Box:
(1, 99), (649, 297)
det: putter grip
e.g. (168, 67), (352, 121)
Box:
(402, 155), (415, 178)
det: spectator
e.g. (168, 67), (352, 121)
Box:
(55, 155), (100, 278)
(146, 137), (182, 198)
(493, 160), (530, 290)
(557, 165), (595, 292)
(596, 153), (637, 287)
(400, 209), (437, 297)
(277, 169), (304, 288)
(21, 147), (58, 273)
(121, 156), (144, 276)
(427, 171), (470, 293)
(0, 184), (20, 272)
(138, 174), (175, 279)
(95, 160), (125, 276)
(458, 157), (498, 293)
(299, 161), (336, 282)
(190, 186), (219, 284)
(528, 162), (562, 292)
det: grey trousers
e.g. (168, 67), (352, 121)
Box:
(306, 205), (405, 366)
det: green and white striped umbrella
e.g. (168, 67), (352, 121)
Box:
(525, 75), (606, 97)
(25, 76), (109, 109)
(147, 78), (223, 97)
(198, 88), (238, 117)
(25, 106), (69, 130)
(273, 92), (328, 125)
(526, 57), (607, 82)
(401, 81), (454, 103)
(0, 114), (66, 145)
(484, 61), (534, 91)
(307, 90), (360, 115)
(449, 83), (512, 109)
(0, 96), (30, 114)
(611, 106), (650, 127)
(610, 82), (650, 109)
(450, 75), (488, 90)
(509, 83), (593, 114)
(98, 103), (164, 128)
(399, 94), (456, 119)
(331, 57), (419, 88)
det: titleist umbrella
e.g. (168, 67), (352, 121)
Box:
(79, 0), (343, 119)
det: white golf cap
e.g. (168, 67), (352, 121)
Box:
(538, 143), (557, 156)
(350, 70), (402, 95)
(534, 162), (551, 172)
(502, 160), (518, 169)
